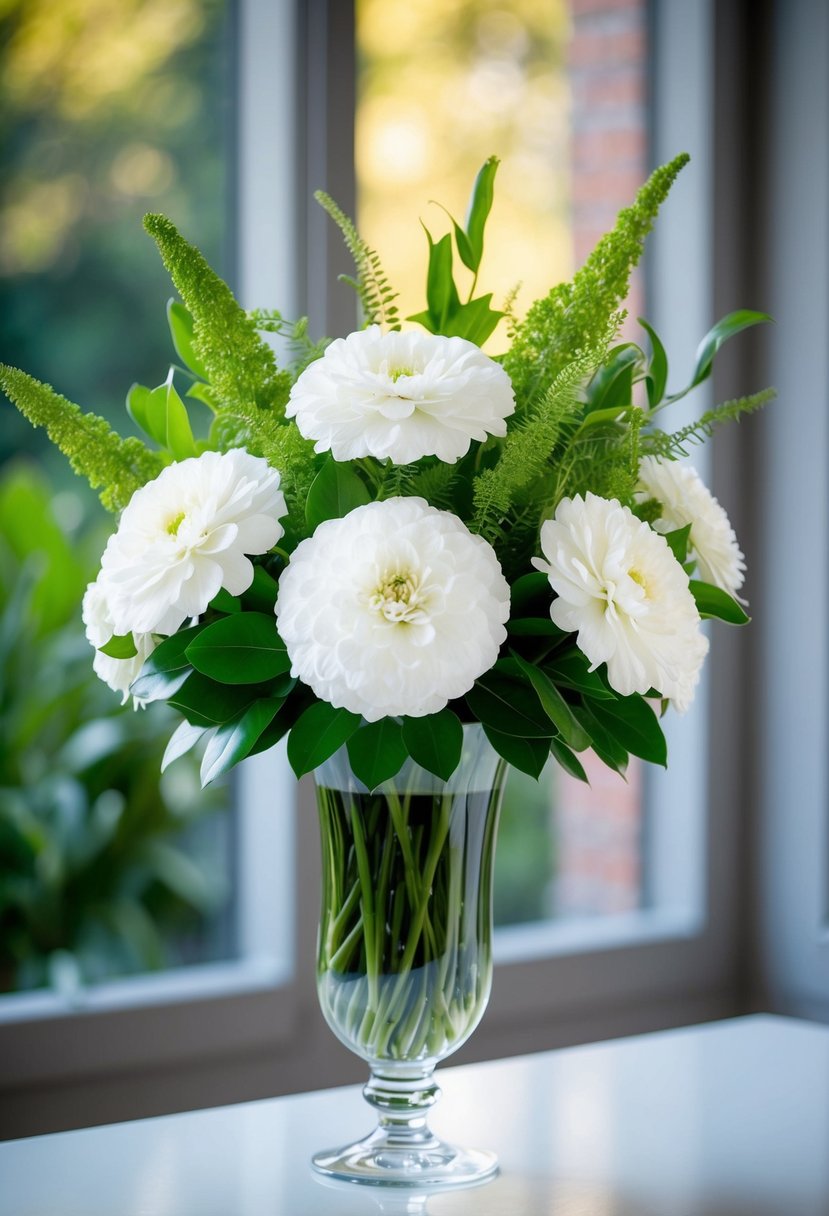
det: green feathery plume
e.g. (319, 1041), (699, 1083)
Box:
(212, 406), (318, 533)
(143, 214), (292, 415)
(503, 153), (690, 406)
(315, 191), (401, 329)
(471, 345), (600, 542)
(642, 389), (776, 458)
(0, 365), (165, 513)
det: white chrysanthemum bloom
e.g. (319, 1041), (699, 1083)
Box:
(276, 497), (510, 720)
(285, 325), (515, 464)
(532, 493), (708, 712)
(637, 455), (746, 600)
(82, 579), (157, 707)
(99, 448), (287, 636)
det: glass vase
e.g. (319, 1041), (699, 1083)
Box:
(311, 724), (507, 1189)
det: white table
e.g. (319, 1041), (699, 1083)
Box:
(1, 1015), (827, 1215)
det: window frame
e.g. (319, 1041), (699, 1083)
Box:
(0, 0), (749, 1138)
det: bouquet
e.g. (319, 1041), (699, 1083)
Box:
(1, 154), (773, 792)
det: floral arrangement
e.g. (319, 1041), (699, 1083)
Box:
(1, 154), (773, 792)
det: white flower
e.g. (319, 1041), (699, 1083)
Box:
(82, 579), (157, 707)
(636, 455), (746, 599)
(99, 449), (287, 636)
(532, 493), (708, 711)
(285, 325), (514, 464)
(276, 497), (510, 720)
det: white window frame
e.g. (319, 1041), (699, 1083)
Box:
(0, 0), (748, 1138)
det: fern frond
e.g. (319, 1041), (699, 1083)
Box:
(0, 366), (165, 513)
(143, 214), (291, 416)
(408, 461), (459, 509)
(643, 389), (776, 458)
(315, 191), (401, 330)
(504, 154), (690, 406)
(471, 346), (599, 542)
(248, 309), (330, 376)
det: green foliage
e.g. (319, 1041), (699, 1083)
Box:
(315, 191), (401, 330)
(248, 309), (331, 376)
(642, 389), (776, 458)
(0, 366), (165, 514)
(143, 213), (291, 416)
(503, 153), (690, 406)
(0, 465), (226, 994)
(306, 456), (371, 530)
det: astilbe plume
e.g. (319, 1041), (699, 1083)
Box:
(0, 366), (165, 513)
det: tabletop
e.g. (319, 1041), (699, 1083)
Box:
(1, 1014), (828, 1215)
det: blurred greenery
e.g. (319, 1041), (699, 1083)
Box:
(0, 464), (230, 995)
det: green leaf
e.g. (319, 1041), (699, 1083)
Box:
(162, 719), (209, 772)
(689, 580), (750, 624)
(441, 295), (504, 346)
(452, 220), (476, 272)
(130, 624), (206, 702)
(687, 310), (772, 393)
(209, 588), (242, 614)
(164, 374), (197, 460)
(639, 317), (668, 407)
(588, 344), (642, 411)
(305, 455), (371, 530)
(402, 709), (463, 781)
(571, 703), (629, 774)
(242, 565), (279, 613)
(466, 672), (554, 739)
(167, 671), (283, 727)
(510, 652), (591, 751)
(126, 382), (166, 448)
(423, 229), (461, 331)
(464, 156), (499, 273)
(287, 701), (362, 778)
(347, 719), (408, 790)
(167, 299), (208, 380)
(588, 694), (667, 767)
(482, 725), (550, 779)
(200, 697), (284, 785)
(185, 612), (291, 684)
(99, 633), (138, 660)
(543, 650), (616, 700)
(665, 523), (692, 564)
(549, 737), (589, 783)
(510, 571), (553, 616)
(507, 617), (563, 637)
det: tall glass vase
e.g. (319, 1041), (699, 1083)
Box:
(311, 724), (507, 1189)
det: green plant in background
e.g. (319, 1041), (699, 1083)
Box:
(0, 463), (228, 995)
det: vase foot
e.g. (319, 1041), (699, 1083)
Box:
(312, 1125), (498, 1190)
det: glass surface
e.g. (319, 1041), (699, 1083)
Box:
(0, 0), (237, 997)
(355, 0), (650, 938)
(312, 726), (505, 1187)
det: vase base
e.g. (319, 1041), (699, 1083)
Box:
(311, 1127), (499, 1190)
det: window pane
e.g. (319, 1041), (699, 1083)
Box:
(356, 0), (650, 936)
(0, 0), (237, 996)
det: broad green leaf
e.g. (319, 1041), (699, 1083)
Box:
(402, 709), (463, 781)
(242, 565), (280, 613)
(161, 719), (209, 772)
(200, 697), (284, 785)
(588, 344), (642, 411)
(287, 701), (362, 778)
(186, 380), (219, 410)
(423, 229), (461, 331)
(571, 703), (629, 774)
(185, 612), (291, 683)
(99, 633), (138, 660)
(665, 523), (692, 564)
(507, 617), (563, 637)
(482, 725), (550, 780)
(688, 310), (772, 391)
(464, 156), (499, 272)
(306, 455), (371, 531)
(209, 588), (242, 614)
(574, 403), (635, 437)
(164, 375), (197, 460)
(347, 718), (408, 790)
(689, 580), (750, 624)
(510, 571), (553, 616)
(466, 672), (554, 739)
(639, 317), (668, 407)
(452, 220), (476, 272)
(510, 652), (591, 751)
(442, 295), (504, 347)
(588, 694), (667, 767)
(130, 623), (206, 702)
(543, 650), (616, 700)
(549, 738), (589, 784)
(126, 382), (167, 448)
(167, 299), (208, 380)
(167, 671), (280, 727)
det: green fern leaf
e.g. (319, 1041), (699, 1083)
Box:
(315, 191), (401, 329)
